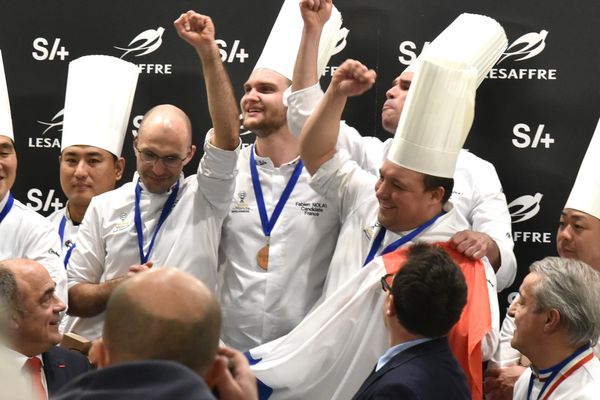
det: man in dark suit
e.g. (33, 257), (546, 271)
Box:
(352, 243), (471, 400)
(0, 258), (91, 399)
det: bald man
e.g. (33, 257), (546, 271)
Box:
(55, 268), (257, 400)
(65, 11), (241, 340)
(0, 259), (91, 398)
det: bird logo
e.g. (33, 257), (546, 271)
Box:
(498, 30), (548, 64)
(114, 27), (165, 59)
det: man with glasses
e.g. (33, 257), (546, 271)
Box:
(65, 11), (240, 340)
(352, 243), (470, 400)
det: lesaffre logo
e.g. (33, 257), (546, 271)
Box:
(114, 27), (172, 75)
(509, 192), (543, 223)
(498, 30), (548, 63)
(508, 193), (551, 243)
(30, 109), (63, 148)
(487, 29), (557, 81)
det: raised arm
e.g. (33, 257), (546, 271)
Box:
(292, 0), (332, 91)
(299, 59), (376, 175)
(174, 11), (239, 150)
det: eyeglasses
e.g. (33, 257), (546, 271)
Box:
(380, 273), (394, 292)
(135, 145), (189, 168)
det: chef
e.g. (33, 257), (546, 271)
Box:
(65, 11), (240, 340)
(0, 49), (67, 304)
(218, 0), (348, 351)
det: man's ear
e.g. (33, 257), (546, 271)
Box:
(544, 308), (561, 334)
(182, 145), (197, 168)
(88, 338), (110, 368)
(115, 157), (125, 181)
(386, 294), (397, 317)
(204, 354), (226, 388)
(429, 186), (445, 204)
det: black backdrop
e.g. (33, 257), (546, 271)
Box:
(2, 0), (599, 309)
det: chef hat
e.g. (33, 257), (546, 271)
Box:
(405, 13), (507, 87)
(565, 117), (600, 220)
(61, 55), (139, 156)
(253, 0), (348, 81)
(0, 50), (13, 141)
(387, 57), (477, 178)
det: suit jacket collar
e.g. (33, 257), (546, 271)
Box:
(353, 337), (450, 399)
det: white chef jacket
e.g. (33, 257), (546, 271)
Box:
(0, 193), (67, 304)
(248, 228), (496, 400)
(66, 135), (240, 339)
(287, 83), (517, 291)
(310, 151), (499, 360)
(48, 206), (80, 333)
(513, 355), (600, 399)
(218, 146), (340, 351)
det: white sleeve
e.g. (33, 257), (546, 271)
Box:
(309, 150), (378, 224)
(464, 152), (517, 291)
(490, 308), (521, 367)
(481, 257), (500, 361)
(286, 83), (385, 175)
(23, 219), (67, 305)
(197, 129), (241, 212)
(67, 198), (107, 287)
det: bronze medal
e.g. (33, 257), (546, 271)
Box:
(257, 245), (269, 270)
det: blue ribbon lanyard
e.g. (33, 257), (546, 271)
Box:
(0, 193), (14, 224)
(363, 210), (446, 266)
(58, 215), (67, 247)
(250, 145), (304, 241)
(134, 178), (180, 264)
(57, 215), (76, 269)
(526, 344), (591, 400)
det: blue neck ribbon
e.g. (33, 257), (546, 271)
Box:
(250, 145), (303, 239)
(363, 210), (446, 266)
(134, 178), (180, 264)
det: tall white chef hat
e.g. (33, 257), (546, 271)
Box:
(565, 117), (600, 220)
(0, 50), (14, 140)
(253, 0), (348, 81)
(405, 13), (507, 87)
(387, 57), (477, 178)
(61, 55), (139, 156)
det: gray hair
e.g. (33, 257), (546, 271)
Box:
(529, 257), (600, 347)
(0, 266), (23, 337)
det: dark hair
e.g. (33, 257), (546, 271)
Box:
(423, 175), (454, 204)
(392, 242), (467, 337)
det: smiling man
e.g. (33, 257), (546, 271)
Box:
(64, 11), (240, 340)
(0, 259), (91, 399)
(217, 1), (346, 351)
(511, 258), (600, 399)
(288, 12), (515, 293)
(0, 50), (67, 306)
(486, 117), (600, 400)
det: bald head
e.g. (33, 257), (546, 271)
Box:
(134, 104), (196, 194)
(138, 104), (193, 147)
(0, 259), (65, 356)
(103, 268), (221, 377)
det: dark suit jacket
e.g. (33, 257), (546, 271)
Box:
(352, 337), (471, 400)
(42, 346), (92, 397)
(53, 359), (216, 400)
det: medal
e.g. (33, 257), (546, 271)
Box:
(256, 244), (269, 270)
(250, 145), (303, 271)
